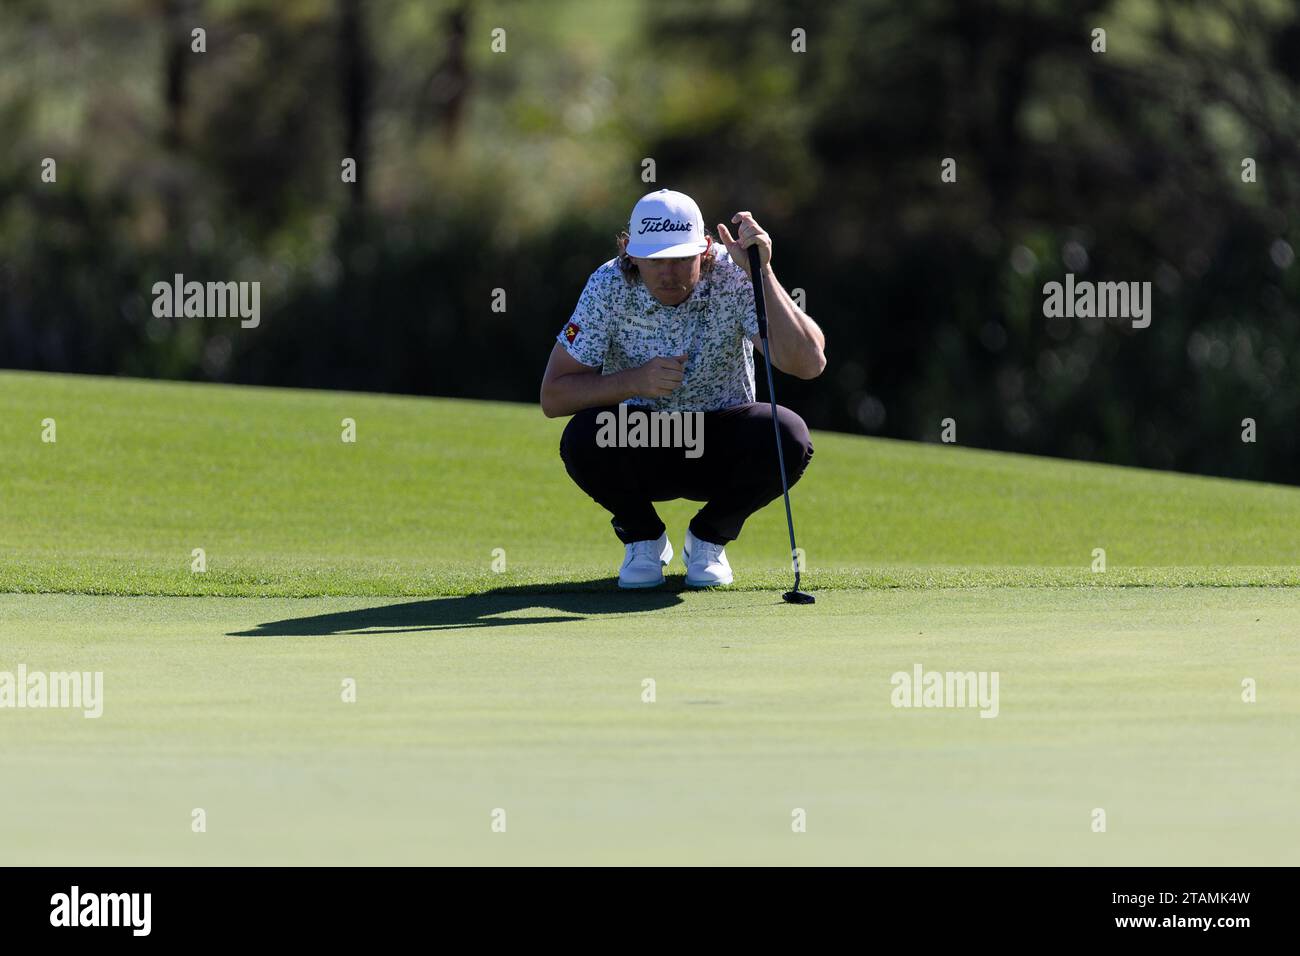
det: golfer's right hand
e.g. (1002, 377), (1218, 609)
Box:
(631, 354), (689, 398)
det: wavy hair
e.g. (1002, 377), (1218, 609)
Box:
(615, 231), (717, 284)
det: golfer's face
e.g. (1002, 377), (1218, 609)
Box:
(635, 254), (701, 306)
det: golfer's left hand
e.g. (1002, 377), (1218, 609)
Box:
(717, 212), (771, 281)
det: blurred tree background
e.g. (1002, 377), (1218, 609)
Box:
(2, 0), (1298, 481)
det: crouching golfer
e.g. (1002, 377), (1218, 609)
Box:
(540, 189), (827, 588)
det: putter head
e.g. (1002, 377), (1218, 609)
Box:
(782, 590), (816, 605)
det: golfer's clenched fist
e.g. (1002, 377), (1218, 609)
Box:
(629, 353), (688, 398)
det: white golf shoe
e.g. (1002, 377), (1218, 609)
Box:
(683, 529), (733, 588)
(618, 532), (673, 589)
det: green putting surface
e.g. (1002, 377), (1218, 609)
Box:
(1, 588), (1295, 865)
(1, 371), (1296, 864)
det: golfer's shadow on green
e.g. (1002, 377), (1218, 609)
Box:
(227, 580), (683, 638)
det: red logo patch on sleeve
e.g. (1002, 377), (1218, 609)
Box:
(563, 322), (581, 344)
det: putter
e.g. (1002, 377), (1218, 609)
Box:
(747, 243), (815, 605)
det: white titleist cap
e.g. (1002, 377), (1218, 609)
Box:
(625, 188), (709, 258)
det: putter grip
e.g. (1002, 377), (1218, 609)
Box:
(747, 244), (768, 338)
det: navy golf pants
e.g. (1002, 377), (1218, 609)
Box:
(559, 402), (813, 546)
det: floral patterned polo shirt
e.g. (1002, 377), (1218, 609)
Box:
(556, 245), (759, 413)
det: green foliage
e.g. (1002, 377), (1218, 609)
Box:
(2, 0), (1299, 481)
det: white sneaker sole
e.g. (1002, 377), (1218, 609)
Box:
(685, 572), (733, 588)
(618, 575), (665, 589)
